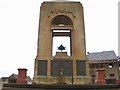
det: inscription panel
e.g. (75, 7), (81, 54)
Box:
(76, 60), (86, 76)
(37, 60), (47, 75)
(51, 60), (73, 76)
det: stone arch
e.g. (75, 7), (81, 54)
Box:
(51, 15), (73, 26)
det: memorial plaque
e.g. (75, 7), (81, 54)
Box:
(51, 60), (60, 76)
(37, 60), (47, 75)
(76, 60), (86, 76)
(51, 60), (73, 76)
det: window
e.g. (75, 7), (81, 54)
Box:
(94, 63), (99, 68)
(110, 74), (114, 77)
(100, 63), (104, 68)
(109, 63), (113, 68)
(89, 64), (94, 68)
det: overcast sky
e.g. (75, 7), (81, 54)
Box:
(0, 0), (118, 78)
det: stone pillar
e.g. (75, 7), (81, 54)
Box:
(95, 68), (106, 84)
(73, 60), (76, 84)
(47, 60), (51, 83)
(17, 68), (27, 84)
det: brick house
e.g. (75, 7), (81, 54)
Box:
(87, 51), (119, 84)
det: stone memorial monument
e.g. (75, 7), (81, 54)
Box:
(33, 1), (91, 84)
(2, 1), (120, 90)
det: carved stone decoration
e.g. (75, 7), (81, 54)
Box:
(48, 9), (76, 17)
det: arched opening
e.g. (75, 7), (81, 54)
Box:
(51, 15), (73, 26)
(52, 30), (71, 56)
(51, 15), (73, 56)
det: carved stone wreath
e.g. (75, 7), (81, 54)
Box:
(48, 9), (76, 17)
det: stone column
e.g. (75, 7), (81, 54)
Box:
(47, 60), (51, 83)
(73, 60), (76, 84)
(17, 68), (27, 84)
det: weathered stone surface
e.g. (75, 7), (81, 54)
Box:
(33, 1), (91, 84)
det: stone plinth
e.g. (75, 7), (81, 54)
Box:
(95, 68), (106, 84)
(17, 68), (27, 84)
(53, 52), (70, 60)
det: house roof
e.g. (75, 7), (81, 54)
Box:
(87, 50), (118, 61)
(8, 74), (32, 81)
(9, 74), (18, 79)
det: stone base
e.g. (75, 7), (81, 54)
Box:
(33, 76), (91, 84)
(1, 83), (120, 90)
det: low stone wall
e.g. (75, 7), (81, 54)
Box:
(1, 83), (120, 90)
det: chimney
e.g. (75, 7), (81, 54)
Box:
(17, 68), (27, 84)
